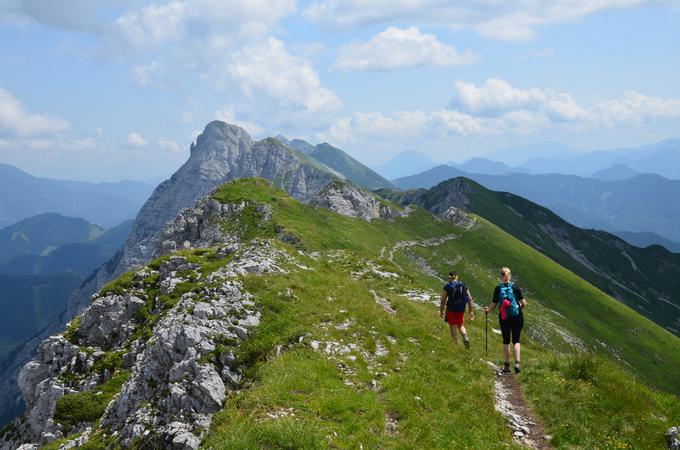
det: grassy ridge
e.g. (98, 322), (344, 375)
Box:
(203, 179), (680, 448)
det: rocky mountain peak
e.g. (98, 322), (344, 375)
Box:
(190, 121), (253, 159)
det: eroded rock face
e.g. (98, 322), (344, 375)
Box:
(310, 181), (406, 222)
(2, 236), (287, 450)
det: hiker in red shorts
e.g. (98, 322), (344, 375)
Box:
(439, 271), (475, 348)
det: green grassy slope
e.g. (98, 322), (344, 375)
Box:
(0, 213), (106, 265)
(309, 143), (393, 190)
(32, 179), (680, 449)
(205, 179), (680, 448)
(380, 177), (680, 337)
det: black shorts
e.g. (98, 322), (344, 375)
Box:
(499, 315), (524, 345)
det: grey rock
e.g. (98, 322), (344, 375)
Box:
(440, 206), (477, 230)
(78, 295), (145, 349)
(310, 181), (405, 222)
(668, 426), (680, 450)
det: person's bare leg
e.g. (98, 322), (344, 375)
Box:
(459, 324), (470, 348)
(449, 324), (458, 344)
(513, 343), (521, 372)
(503, 344), (510, 363)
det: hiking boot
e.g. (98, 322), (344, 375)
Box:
(502, 362), (511, 374)
(463, 339), (470, 349)
(514, 363), (521, 374)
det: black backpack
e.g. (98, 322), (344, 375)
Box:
(446, 280), (468, 311)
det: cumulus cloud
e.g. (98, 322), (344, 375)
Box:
(334, 26), (476, 70)
(451, 78), (589, 122)
(0, 87), (70, 136)
(126, 132), (147, 147)
(304, 0), (677, 41)
(594, 91), (680, 127)
(227, 37), (341, 126)
(318, 82), (680, 147)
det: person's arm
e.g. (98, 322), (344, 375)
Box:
(467, 289), (475, 320)
(439, 290), (447, 318)
(485, 286), (499, 315)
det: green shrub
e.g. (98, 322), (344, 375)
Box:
(565, 353), (599, 382)
(54, 371), (130, 430)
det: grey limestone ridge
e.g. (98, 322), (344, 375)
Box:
(0, 121), (338, 430)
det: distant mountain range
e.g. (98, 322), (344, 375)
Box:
(0, 213), (132, 371)
(517, 138), (680, 179)
(394, 167), (680, 247)
(447, 157), (529, 175)
(372, 150), (437, 180)
(0, 163), (154, 229)
(613, 231), (680, 253)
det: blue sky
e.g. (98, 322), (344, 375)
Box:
(1, 0), (679, 181)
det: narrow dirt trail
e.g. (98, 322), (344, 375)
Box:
(487, 361), (553, 449)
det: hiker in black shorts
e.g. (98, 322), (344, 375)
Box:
(484, 267), (527, 374)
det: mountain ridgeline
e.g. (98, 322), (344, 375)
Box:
(0, 121), (393, 427)
(0, 164), (152, 229)
(379, 177), (680, 336)
(2, 178), (679, 449)
(394, 166), (680, 245)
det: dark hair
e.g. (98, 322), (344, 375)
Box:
(448, 271), (457, 277)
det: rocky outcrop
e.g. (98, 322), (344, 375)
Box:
(1, 190), (292, 449)
(0, 122), (338, 428)
(440, 207), (477, 230)
(310, 181), (406, 222)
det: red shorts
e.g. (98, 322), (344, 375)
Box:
(446, 311), (465, 326)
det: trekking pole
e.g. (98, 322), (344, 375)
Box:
(485, 311), (488, 358)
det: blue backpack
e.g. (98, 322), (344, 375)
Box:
(499, 283), (520, 317)
(446, 280), (469, 312)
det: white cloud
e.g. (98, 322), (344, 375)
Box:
(594, 91), (680, 127)
(304, 0), (678, 41)
(0, 87), (70, 136)
(227, 37), (341, 126)
(158, 138), (183, 153)
(334, 26), (476, 71)
(126, 132), (147, 147)
(451, 78), (589, 122)
(319, 82), (680, 147)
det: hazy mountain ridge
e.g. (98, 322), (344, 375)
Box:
(394, 167), (680, 246)
(0, 164), (153, 229)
